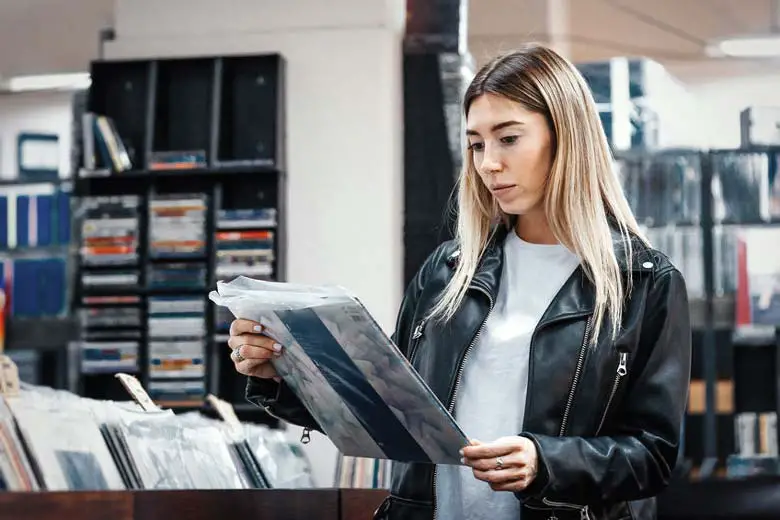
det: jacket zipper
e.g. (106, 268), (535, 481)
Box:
(558, 315), (593, 436)
(432, 283), (494, 520)
(407, 319), (426, 363)
(595, 351), (628, 435)
(538, 316), (593, 519)
(542, 498), (592, 520)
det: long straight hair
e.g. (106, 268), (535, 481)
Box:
(427, 44), (648, 343)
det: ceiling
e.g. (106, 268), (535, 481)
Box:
(469, 0), (780, 83)
(0, 0), (778, 84)
(0, 0), (113, 79)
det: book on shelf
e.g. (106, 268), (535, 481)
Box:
(82, 112), (133, 174)
(209, 276), (469, 466)
(0, 361), (314, 492)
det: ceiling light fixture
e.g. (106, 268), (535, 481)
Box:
(5, 72), (91, 93)
(708, 34), (780, 58)
(707, 0), (780, 58)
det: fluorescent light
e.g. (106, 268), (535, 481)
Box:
(708, 34), (780, 58)
(6, 72), (91, 92)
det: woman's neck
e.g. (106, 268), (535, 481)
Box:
(513, 211), (557, 245)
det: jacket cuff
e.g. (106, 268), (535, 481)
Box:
(515, 432), (553, 501)
(245, 376), (283, 406)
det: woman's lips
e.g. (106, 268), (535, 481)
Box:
(491, 184), (516, 196)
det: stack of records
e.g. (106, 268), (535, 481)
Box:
(0, 398), (39, 491)
(3, 393), (126, 490)
(0, 381), (314, 491)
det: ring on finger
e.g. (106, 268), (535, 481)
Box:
(495, 456), (504, 471)
(231, 347), (246, 363)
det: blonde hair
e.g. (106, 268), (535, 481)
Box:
(428, 44), (648, 344)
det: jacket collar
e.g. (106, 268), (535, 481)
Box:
(446, 221), (654, 324)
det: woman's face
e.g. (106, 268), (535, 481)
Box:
(465, 93), (553, 217)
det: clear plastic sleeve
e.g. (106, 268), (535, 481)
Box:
(210, 276), (470, 465)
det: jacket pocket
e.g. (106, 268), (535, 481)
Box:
(373, 494), (433, 520)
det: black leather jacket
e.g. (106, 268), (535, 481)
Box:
(246, 225), (692, 520)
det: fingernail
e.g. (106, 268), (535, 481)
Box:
(460, 457), (466, 464)
(253, 325), (263, 332)
(273, 342), (283, 352)
(458, 449), (464, 456)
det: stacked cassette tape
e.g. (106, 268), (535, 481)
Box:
(77, 195), (143, 378)
(214, 206), (275, 282)
(148, 193), (207, 259)
(146, 192), (210, 406)
(147, 295), (207, 406)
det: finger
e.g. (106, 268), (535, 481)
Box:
(462, 439), (520, 460)
(229, 318), (264, 336)
(472, 466), (525, 485)
(234, 358), (265, 376)
(227, 333), (282, 354)
(237, 344), (280, 360)
(465, 452), (525, 472)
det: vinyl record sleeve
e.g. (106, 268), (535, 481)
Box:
(5, 401), (125, 491)
(210, 276), (469, 465)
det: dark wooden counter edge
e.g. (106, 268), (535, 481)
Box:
(340, 488), (388, 519)
(0, 489), (386, 520)
(3, 479), (780, 520)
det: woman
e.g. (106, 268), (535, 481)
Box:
(228, 43), (691, 520)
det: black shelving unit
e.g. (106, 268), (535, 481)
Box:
(615, 145), (780, 479)
(72, 53), (287, 427)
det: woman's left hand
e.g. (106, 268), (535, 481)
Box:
(460, 436), (538, 492)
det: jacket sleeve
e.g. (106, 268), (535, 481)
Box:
(245, 376), (322, 432)
(518, 267), (692, 504)
(245, 244), (444, 431)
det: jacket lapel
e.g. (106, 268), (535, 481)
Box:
(454, 222), (654, 328)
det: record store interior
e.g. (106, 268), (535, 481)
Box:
(1, 0), (780, 519)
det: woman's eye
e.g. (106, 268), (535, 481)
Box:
(468, 142), (484, 152)
(500, 135), (519, 145)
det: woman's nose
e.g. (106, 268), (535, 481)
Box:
(480, 147), (503, 174)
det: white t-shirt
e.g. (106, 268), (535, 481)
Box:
(435, 231), (580, 520)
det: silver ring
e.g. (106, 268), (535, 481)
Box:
(232, 348), (245, 363)
(495, 456), (504, 471)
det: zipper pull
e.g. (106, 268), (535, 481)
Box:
(412, 320), (425, 340)
(617, 352), (628, 377)
(580, 506), (590, 520)
(301, 427), (311, 444)
(548, 514), (557, 520)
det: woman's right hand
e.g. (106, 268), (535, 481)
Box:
(228, 318), (284, 380)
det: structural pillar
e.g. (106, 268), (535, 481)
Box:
(402, 0), (470, 287)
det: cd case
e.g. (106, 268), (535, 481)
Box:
(209, 276), (469, 465)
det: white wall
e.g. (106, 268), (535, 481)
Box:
(0, 91), (73, 179)
(106, 0), (406, 488)
(686, 73), (780, 150)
